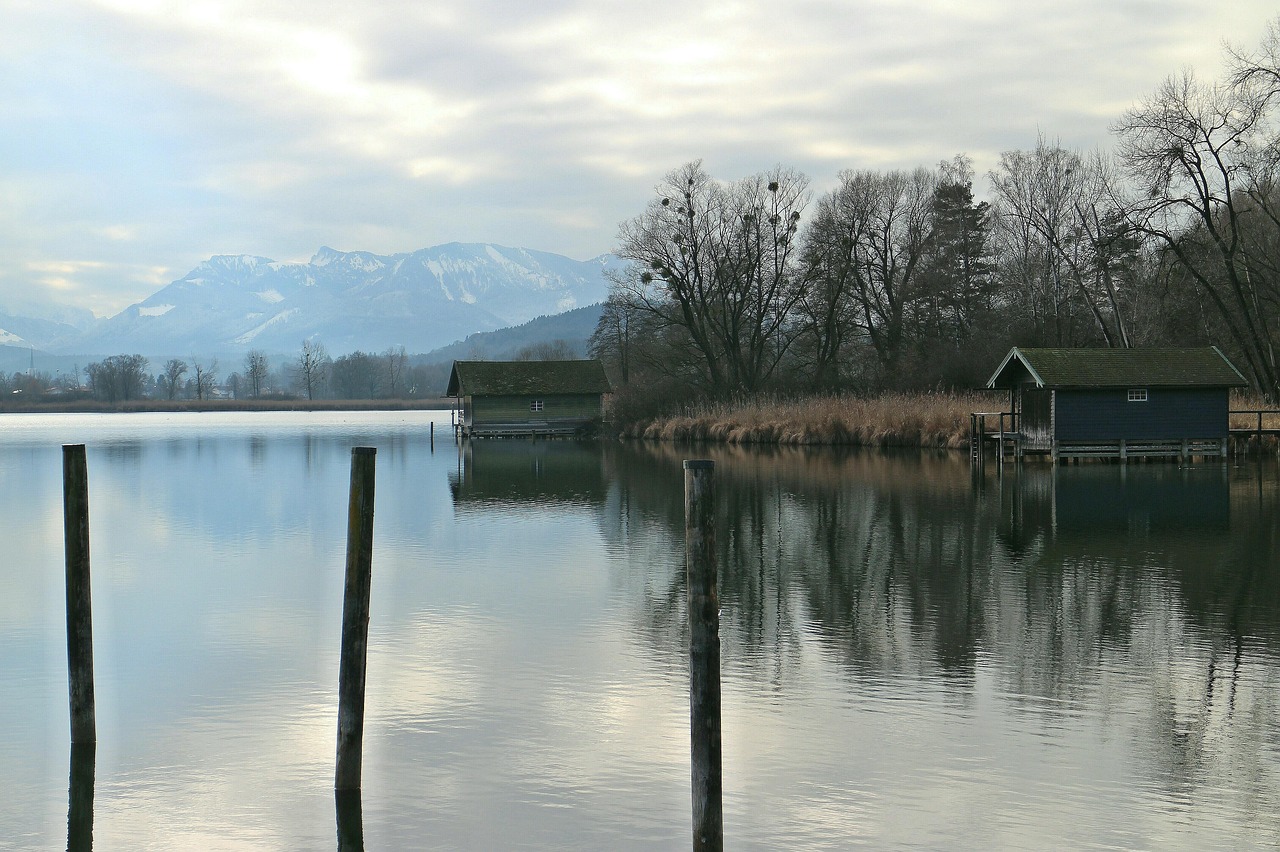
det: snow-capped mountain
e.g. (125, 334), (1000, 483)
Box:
(58, 243), (622, 357)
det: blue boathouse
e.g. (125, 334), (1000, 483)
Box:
(985, 347), (1249, 461)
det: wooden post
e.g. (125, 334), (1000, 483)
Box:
(67, 742), (95, 852)
(336, 447), (377, 791)
(335, 788), (365, 852)
(684, 459), (722, 852)
(430, 420), (435, 452)
(62, 444), (96, 745)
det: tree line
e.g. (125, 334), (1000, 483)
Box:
(2, 334), (587, 404)
(590, 21), (1280, 408)
(1, 345), (451, 403)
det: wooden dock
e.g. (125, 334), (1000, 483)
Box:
(971, 409), (1280, 464)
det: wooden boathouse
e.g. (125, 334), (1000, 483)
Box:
(447, 359), (612, 438)
(983, 347), (1249, 462)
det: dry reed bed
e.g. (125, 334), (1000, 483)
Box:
(621, 391), (1002, 448)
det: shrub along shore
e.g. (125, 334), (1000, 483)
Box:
(616, 391), (1002, 448)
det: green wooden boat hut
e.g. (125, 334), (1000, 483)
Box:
(447, 359), (612, 438)
(986, 346), (1249, 460)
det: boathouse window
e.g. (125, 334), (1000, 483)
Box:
(1127, 388), (1148, 402)
(530, 399), (544, 412)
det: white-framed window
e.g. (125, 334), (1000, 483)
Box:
(530, 399), (544, 412)
(1127, 388), (1148, 402)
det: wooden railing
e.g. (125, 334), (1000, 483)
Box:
(969, 411), (1019, 460)
(1231, 408), (1280, 431)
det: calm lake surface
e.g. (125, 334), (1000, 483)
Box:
(2, 411), (1279, 850)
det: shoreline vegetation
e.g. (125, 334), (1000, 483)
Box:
(0, 397), (454, 414)
(615, 390), (1279, 449)
(615, 391), (1000, 448)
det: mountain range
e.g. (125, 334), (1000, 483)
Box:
(0, 243), (623, 365)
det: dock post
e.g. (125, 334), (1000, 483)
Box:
(62, 444), (96, 745)
(335, 789), (365, 851)
(336, 447), (377, 791)
(430, 421), (435, 452)
(67, 743), (95, 852)
(684, 459), (722, 852)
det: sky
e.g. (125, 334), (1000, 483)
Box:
(2, 0), (1277, 319)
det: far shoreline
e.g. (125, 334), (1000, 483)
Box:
(0, 398), (454, 414)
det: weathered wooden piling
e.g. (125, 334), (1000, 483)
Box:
(67, 742), (95, 852)
(684, 459), (722, 852)
(62, 444), (96, 745)
(430, 420), (435, 452)
(335, 447), (376, 791)
(335, 788), (365, 852)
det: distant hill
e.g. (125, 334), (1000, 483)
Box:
(0, 311), (91, 351)
(420, 303), (605, 364)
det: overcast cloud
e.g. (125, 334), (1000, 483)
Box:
(1, 0), (1276, 316)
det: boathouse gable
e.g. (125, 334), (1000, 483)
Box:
(447, 359), (612, 437)
(985, 347), (1248, 460)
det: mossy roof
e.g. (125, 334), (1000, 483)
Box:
(987, 347), (1249, 389)
(447, 359), (613, 397)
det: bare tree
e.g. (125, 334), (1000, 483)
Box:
(589, 293), (642, 385)
(384, 346), (408, 398)
(331, 351), (384, 399)
(990, 139), (1138, 348)
(614, 160), (809, 393)
(84, 355), (148, 403)
(1114, 55), (1280, 398)
(161, 358), (188, 400)
(191, 358), (218, 400)
(293, 340), (329, 400)
(801, 166), (935, 382)
(245, 350), (269, 398)
(514, 340), (577, 361)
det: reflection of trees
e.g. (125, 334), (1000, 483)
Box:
(602, 443), (1280, 801)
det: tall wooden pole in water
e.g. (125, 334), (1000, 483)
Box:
(62, 444), (96, 745)
(684, 459), (722, 852)
(67, 743), (96, 852)
(336, 447), (376, 791)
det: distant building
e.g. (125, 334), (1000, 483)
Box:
(986, 347), (1249, 460)
(447, 359), (612, 437)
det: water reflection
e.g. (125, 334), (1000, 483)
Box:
(599, 444), (1280, 829)
(449, 440), (608, 509)
(2, 414), (1278, 849)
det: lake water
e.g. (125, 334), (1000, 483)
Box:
(2, 411), (1279, 850)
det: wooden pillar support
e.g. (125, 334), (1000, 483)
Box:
(336, 447), (377, 791)
(62, 444), (96, 746)
(684, 460), (723, 852)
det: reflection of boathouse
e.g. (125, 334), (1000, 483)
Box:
(997, 464), (1230, 549)
(987, 347), (1248, 461)
(447, 359), (611, 438)
(449, 439), (608, 508)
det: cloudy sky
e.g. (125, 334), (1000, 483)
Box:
(2, 0), (1276, 318)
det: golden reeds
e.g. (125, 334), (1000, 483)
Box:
(620, 390), (1003, 447)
